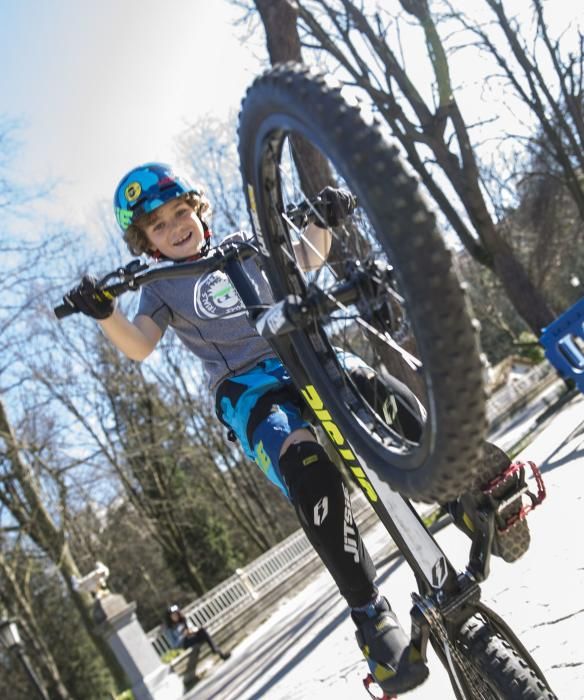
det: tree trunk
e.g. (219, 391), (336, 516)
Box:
(254, 0), (301, 63)
(0, 399), (128, 694)
(252, 0), (437, 398)
(490, 236), (556, 334)
(0, 554), (73, 700)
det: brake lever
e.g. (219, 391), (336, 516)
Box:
(97, 259), (150, 287)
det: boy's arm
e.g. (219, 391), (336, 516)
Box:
(291, 186), (355, 271)
(99, 311), (162, 361)
(64, 276), (162, 361)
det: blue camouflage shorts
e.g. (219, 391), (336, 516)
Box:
(215, 358), (312, 498)
(214, 351), (410, 499)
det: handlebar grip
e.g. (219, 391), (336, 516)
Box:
(53, 280), (133, 321)
(54, 302), (80, 319)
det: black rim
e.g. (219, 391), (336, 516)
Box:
(256, 124), (430, 464)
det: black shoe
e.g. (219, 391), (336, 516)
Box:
(352, 597), (429, 695)
(219, 651), (231, 661)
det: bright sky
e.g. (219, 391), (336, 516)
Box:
(2, 1), (583, 248)
(1, 0), (264, 244)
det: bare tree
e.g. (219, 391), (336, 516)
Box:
(24, 305), (297, 594)
(67, 499), (193, 630)
(0, 544), (72, 699)
(0, 398), (128, 693)
(177, 114), (249, 233)
(240, 0), (567, 335)
(451, 0), (584, 217)
(0, 129), (127, 693)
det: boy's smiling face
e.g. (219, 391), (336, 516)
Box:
(142, 198), (205, 259)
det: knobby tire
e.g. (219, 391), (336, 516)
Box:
(238, 63), (486, 502)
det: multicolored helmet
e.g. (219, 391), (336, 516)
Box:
(114, 163), (199, 231)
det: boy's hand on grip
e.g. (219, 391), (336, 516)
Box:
(313, 186), (356, 228)
(63, 275), (115, 320)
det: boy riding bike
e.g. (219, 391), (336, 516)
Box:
(64, 162), (527, 696)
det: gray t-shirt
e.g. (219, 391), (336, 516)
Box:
(136, 231), (276, 391)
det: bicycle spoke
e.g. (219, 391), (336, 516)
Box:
(239, 62), (486, 500)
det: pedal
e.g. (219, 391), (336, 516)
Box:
(480, 460), (546, 534)
(363, 673), (397, 699)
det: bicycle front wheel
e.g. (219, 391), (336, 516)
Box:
(238, 63), (486, 502)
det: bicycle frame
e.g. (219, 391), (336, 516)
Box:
(226, 254), (465, 589)
(54, 240), (551, 698)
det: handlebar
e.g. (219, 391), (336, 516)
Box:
(54, 187), (354, 320)
(53, 241), (260, 320)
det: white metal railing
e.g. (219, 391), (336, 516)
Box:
(149, 527), (316, 655)
(148, 361), (558, 656)
(485, 362), (555, 423)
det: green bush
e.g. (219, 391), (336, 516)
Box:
(516, 332), (545, 363)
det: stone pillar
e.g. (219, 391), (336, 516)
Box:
(76, 563), (183, 700)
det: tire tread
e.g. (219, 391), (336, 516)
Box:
(238, 63), (486, 501)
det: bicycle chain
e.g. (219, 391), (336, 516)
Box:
(416, 597), (494, 699)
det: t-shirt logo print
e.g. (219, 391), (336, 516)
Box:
(194, 271), (246, 319)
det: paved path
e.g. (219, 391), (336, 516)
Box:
(188, 393), (584, 699)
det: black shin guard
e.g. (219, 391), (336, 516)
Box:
(279, 441), (377, 607)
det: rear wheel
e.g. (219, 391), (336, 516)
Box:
(238, 63), (486, 501)
(452, 617), (557, 699)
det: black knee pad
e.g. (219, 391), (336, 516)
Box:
(280, 441), (352, 540)
(279, 441), (349, 532)
(279, 441), (343, 504)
